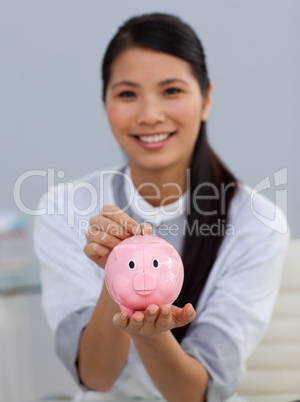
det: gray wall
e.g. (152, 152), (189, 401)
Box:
(1, 0), (299, 237)
(0, 1), (299, 399)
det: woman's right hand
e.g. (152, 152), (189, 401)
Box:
(84, 205), (152, 268)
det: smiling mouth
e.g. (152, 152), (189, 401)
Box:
(134, 132), (176, 143)
(136, 290), (154, 296)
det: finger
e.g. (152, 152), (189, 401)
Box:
(128, 311), (144, 331)
(155, 305), (172, 330)
(113, 311), (129, 329)
(143, 304), (159, 327)
(86, 230), (121, 249)
(83, 242), (110, 267)
(89, 216), (132, 240)
(174, 303), (196, 328)
(140, 222), (153, 236)
(170, 305), (182, 314)
(100, 205), (140, 236)
(183, 303), (196, 321)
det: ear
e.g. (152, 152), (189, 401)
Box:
(147, 242), (175, 256)
(201, 80), (213, 122)
(111, 243), (138, 259)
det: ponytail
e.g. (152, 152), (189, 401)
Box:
(172, 122), (237, 342)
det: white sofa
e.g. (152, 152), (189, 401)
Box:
(238, 239), (300, 394)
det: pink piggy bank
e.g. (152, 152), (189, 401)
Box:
(105, 235), (184, 315)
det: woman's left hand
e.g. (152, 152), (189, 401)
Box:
(113, 303), (196, 337)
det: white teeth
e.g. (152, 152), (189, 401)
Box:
(138, 133), (171, 143)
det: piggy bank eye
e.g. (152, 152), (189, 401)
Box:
(152, 259), (159, 268)
(128, 260), (136, 269)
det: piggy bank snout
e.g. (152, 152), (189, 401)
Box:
(133, 272), (156, 295)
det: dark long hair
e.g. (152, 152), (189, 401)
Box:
(101, 13), (237, 342)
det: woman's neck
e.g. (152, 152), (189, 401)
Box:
(129, 162), (188, 207)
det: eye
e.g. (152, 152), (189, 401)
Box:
(118, 91), (136, 98)
(128, 260), (136, 269)
(164, 87), (181, 95)
(152, 259), (159, 268)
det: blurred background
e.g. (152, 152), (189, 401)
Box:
(0, 0), (299, 400)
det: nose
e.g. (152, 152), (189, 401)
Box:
(136, 97), (165, 125)
(133, 272), (156, 292)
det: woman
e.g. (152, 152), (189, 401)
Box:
(34, 13), (289, 402)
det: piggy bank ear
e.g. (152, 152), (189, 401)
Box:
(147, 242), (175, 256)
(111, 243), (137, 260)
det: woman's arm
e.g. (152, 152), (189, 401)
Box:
(78, 205), (153, 391)
(80, 204), (207, 398)
(77, 282), (130, 391)
(134, 332), (208, 402)
(114, 304), (209, 402)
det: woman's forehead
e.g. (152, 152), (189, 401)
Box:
(108, 47), (195, 84)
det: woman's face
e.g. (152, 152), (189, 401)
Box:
(105, 47), (212, 174)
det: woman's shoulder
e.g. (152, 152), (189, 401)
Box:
(228, 180), (288, 237)
(35, 164), (128, 234)
(37, 164), (127, 208)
